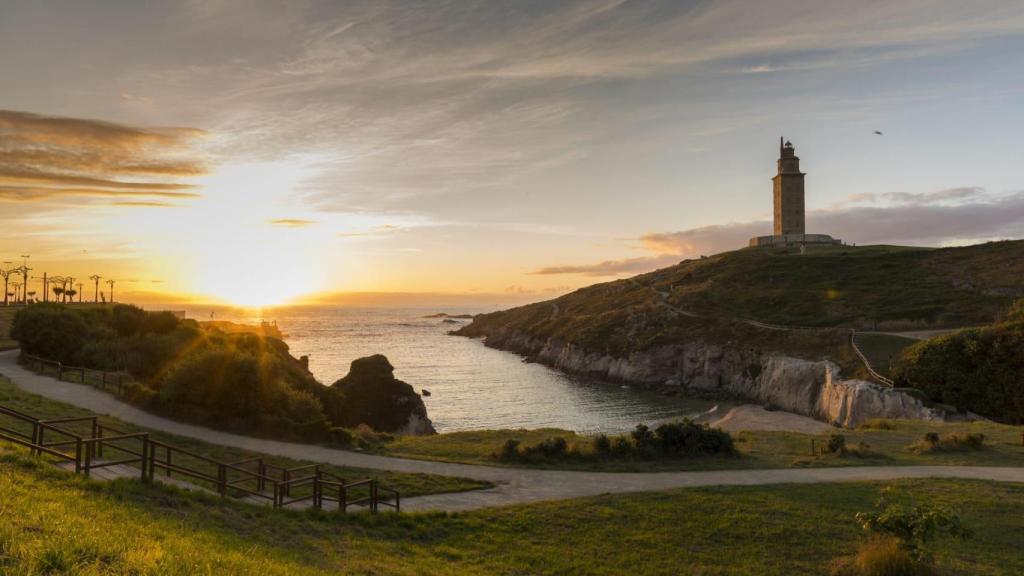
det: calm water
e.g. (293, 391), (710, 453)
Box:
(165, 305), (724, 433)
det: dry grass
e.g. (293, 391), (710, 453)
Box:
(909, 432), (987, 454)
(831, 538), (937, 576)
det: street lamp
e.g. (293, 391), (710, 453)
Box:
(89, 275), (102, 303)
(1, 262), (13, 306)
(19, 255), (30, 305)
(106, 279), (116, 303)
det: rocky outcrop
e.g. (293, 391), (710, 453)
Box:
(468, 329), (949, 428)
(330, 354), (435, 435)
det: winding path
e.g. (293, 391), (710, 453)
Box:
(2, 349), (1023, 512)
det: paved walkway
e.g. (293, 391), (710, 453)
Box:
(3, 349), (1024, 512)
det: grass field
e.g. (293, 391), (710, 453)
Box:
(0, 376), (490, 497)
(2, 444), (1022, 575)
(372, 419), (1024, 472)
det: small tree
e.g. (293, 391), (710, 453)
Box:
(66, 289), (78, 302)
(52, 286), (64, 301)
(856, 488), (971, 561)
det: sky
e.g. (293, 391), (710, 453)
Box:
(2, 0), (1024, 307)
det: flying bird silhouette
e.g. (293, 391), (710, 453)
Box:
(873, 130), (884, 135)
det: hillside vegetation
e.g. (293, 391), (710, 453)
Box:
(3, 444), (1023, 575)
(458, 241), (1024, 364)
(10, 303), (426, 440)
(892, 300), (1024, 424)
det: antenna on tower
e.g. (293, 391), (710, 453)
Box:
(779, 136), (784, 156)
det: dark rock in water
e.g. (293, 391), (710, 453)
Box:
(421, 389), (431, 396)
(441, 318), (460, 324)
(331, 354), (435, 435)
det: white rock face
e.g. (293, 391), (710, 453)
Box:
(481, 330), (950, 428)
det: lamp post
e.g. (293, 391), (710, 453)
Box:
(76, 282), (84, 303)
(19, 255), (30, 305)
(1, 262), (13, 306)
(89, 275), (102, 303)
(10, 282), (21, 302)
(106, 279), (116, 303)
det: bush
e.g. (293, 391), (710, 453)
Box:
(654, 420), (735, 455)
(909, 432), (986, 454)
(593, 434), (611, 455)
(498, 439), (521, 461)
(859, 419), (896, 431)
(329, 427), (355, 447)
(891, 309), (1024, 423)
(852, 538), (936, 576)
(856, 495), (971, 561)
(630, 424), (655, 448)
(828, 433), (847, 454)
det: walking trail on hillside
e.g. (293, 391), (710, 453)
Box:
(2, 349), (1023, 512)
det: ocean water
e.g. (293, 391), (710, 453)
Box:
(169, 305), (724, 434)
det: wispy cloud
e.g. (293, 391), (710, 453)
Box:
(536, 188), (1024, 276)
(268, 218), (317, 227)
(0, 110), (206, 204)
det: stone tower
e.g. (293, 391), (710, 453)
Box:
(772, 137), (805, 235)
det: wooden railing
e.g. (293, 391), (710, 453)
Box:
(850, 329), (895, 387)
(0, 402), (399, 513)
(20, 354), (131, 396)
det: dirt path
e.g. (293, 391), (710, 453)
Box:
(3, 349), (1023, 512)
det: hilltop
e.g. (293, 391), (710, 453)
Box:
(459, 241), (1024, 353)
(455, 241), (1024, 425)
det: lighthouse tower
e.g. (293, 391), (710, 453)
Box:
(773, 138), (805, 235)
(748, 138), (840, 248)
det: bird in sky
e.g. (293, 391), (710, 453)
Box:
(873, 130), (884, 135)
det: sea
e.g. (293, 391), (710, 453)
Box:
(162, 305), (724, 434)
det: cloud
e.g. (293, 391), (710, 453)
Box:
(536, 188), (1024, 276)
(0, 109), (207, 205)
(533, 254), (681, 277)
(268, 218), (317, 227)
(111, 201), (178, 208)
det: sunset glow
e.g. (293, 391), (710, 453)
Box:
(3, 1), (1024, 306)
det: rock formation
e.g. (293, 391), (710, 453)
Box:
(330, 354), (435, 435)
(463, 329), (949, 428)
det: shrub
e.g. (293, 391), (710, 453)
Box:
(891, 312), (1024, 423)
(853, 538), (936, 576)
(828, 433), (847, 454)
(654, 420), (735, 455)
(909, 432), (986, 453)
(593, 434), (611, 455)
(498, 439), (521, 461)
(328, 427), (355, 447)
(631, 424), (655, 448)
(859, 419), (896, 431)
(856, 496), (971, 561)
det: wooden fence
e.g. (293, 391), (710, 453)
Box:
(849, 330), (895, 387)
(20, 354), (131, 396)
(0, 402), (399, 512)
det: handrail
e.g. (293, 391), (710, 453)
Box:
(850, 329), (895, 387)
(1, 401), (400, 513)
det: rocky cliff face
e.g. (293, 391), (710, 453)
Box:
(472, 329), (947, 428)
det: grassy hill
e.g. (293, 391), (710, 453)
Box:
(458, 241), (1024, 366)
(3, 444), (1024, 575)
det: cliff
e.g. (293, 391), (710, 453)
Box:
(450, 241), (1024, 427)
(331, 354), (436, 435)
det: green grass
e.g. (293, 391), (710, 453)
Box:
(458, 241), (1024, 366)
(371, 419), (1024, 472)
(0, 376), (490, 497)
(853, 333), (919, 378)
(2, 444), (1022, 575)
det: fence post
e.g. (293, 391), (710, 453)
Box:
(101, 371), (107, 388)
(218, 463), (227, 497)
(147, 443), (156, 482)
(29, 421), (39, 456)
(395, 492), (400, 513)
(81, 367), (86, 383)
(284, 469), (291, 498)
(371, 480), (378, 514)
(57, 362), (63, 380)
(166, 447), (172, 477)
(83, 439), (92, 477)
(92, 419), (101, 459)
(257, 460), (265, 492)
(140, 437), (149, 480)
(74, 438), (82, 474)
(340, 484), (347, 513)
